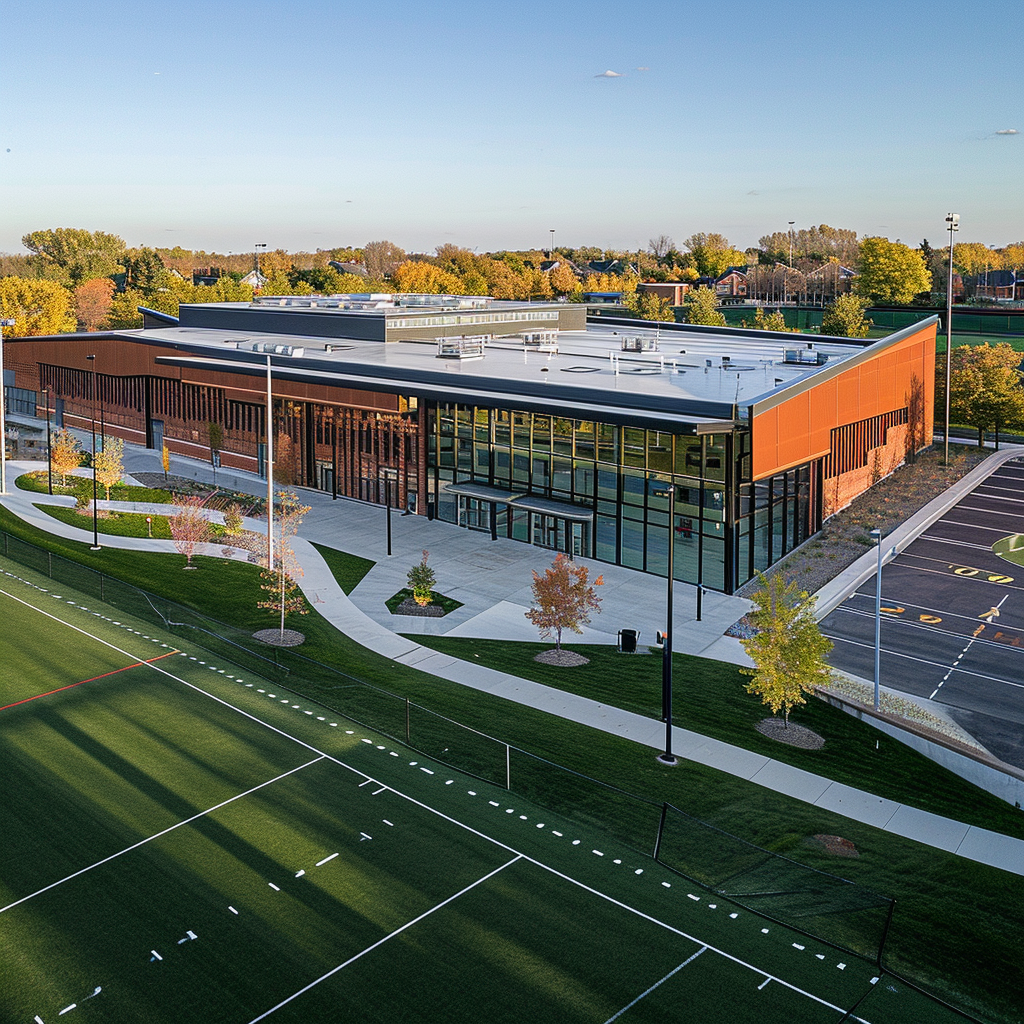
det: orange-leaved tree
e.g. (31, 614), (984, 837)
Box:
(525, 553), (603, 651)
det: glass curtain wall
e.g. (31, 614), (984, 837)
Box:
(428, 401), (736, 591)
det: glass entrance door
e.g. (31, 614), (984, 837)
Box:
(532, 514), (561, 550)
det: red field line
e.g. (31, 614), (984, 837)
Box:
(0, 650), (179, 713)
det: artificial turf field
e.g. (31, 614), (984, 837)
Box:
(0, 564), (968, 1024)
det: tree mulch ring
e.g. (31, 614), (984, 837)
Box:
(755, 717), (825, 750)
(393, 598), (447, 617)
(534, 649), (590, 667)
(253, 628), (306, 647)
(807, 834), (860, 858)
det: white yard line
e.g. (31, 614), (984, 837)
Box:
(0, 755), (324, 915)
(245, 855), (524, 1023)
(3, 578), (862, 1018)
(602, 947), (707, 1023)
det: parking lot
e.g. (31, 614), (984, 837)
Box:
(821, 456), (1024, 769)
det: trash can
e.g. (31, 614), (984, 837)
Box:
(617, 629), (638, 653)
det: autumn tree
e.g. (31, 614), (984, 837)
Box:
(169, 496), (212, 567)
(0, 277), (76, 335)
(683, 233), (745, 278)
(525, 553), (603, 651)
(392, 260), (464, 294)
(820, 294), (872, 338)
(74, 278), (115, 331)
(549, 262), (579, 295)
(50, 428), (83, 486)
(93, 435), (124, 500)
(363, 240), (406, 281)
(624, 291), (675, 322)
(258, 490), (311, 640)
(744, 308), (795, 332)
(122, 247), (169, 293)
(740, 574), (833, 728)
(944, 343), (1024, 448)
(649, 235), (675, 258)
(21, 228), (126, 288)
(682, 286), (725, 326)
(855, 237), (931, 304)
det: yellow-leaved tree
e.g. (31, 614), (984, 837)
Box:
(0, 277), (76, 335)
(740, 574), (833, 728)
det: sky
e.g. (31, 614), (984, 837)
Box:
(1, 0), (1021, 257)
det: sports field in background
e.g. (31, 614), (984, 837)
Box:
(0, 565), (969, 1023)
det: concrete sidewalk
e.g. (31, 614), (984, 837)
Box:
(2, 448), (1023, 876)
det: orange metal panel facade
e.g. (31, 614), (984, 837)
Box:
(752, 322), (936, 482)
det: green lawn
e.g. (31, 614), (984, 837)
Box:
(310, 541), (374, 594)
(1, 580), (906, 1024)
(405, 637), (1024, 841)
(38, 503), (176, 539)
(2, 509), (1024, 1020)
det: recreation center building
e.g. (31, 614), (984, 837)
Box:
(3, 293), (937, 594)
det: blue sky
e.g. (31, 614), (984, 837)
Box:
(1, 0), (1020, 256)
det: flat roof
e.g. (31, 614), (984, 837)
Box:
(123, 301), (936, 428)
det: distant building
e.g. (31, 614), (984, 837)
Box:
(5, 293), (935, 593)
(328, 260), (369, 278)
(240, 269), (268, 289)
(973, 270), (1018, 302)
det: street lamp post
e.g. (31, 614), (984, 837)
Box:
(255, 242), (267, 285)
(944, 214), (959, 464)
(265, 356), (274, 576)
(42, 387), (53, 494)
(871, 528), (882, 711)
(86, 355), (100, 550)
(654, 482), (678, 766)
(382, 467), (398, 556)
(0, 318), (14, 495)
(549, 229), (555, 258)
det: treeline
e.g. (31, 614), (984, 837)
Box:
(2, 225), (1022, 337)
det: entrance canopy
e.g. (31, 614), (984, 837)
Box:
(444, 483), (594, 521)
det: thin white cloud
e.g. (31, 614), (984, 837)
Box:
(996, 128), (1018, 135)
(595, 70), (622, 78)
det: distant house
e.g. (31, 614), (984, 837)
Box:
(328, 260), (369, 278)
(240, 269), (268, 289)
(193, 267), (221, 287)
(585, 259), (638, 278)
(636, 282), (692, 305)
(973, 270), (1018, 301)
(581, 291), (624, 305)
(539, 258), (586, 279)
(714, 267), (748, 301)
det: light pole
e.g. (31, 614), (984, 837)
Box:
(0, 318), (14, 495)
(265, 356), (274, 576)
(42, 387), (53, 495)
(382, 466), (398, 556)
(871, 528), (882, 711)
(255, 242), (267, 286)
(653, 482), (678, 766)
(944, 213), (959, 465)
(86, 355), (100, 550)
(549, 229), (555, 258)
